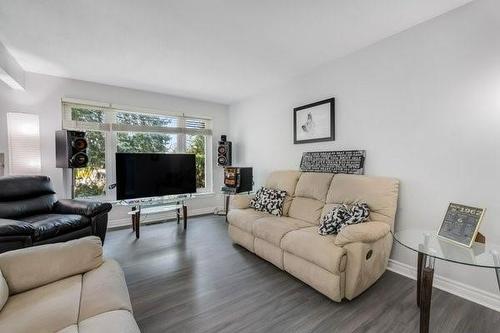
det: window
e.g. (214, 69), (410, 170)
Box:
(186, 134), (206, 188)
(71, 108), (106, 198)
(62, 100), (212, 199)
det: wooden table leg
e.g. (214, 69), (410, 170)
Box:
(135, 211), (140, 239)
(417, 252), (424, 307)
(131, 207), (136, 232)
(182, 204), (187, 230)
(225, 195), (230, 223)
(419, 257), (435, 333)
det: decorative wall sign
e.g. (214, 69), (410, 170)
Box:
(438, 203), (486, 247)
(300, 150), (365, 174)
(294, 98), (335, 144)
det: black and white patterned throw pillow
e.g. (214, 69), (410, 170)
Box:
(318, 202), (370, 235)
(250, 187), (287, 217)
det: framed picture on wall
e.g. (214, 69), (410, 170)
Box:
(293, 98), (335, 144)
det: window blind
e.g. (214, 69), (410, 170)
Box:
(7, 113), (42, 175)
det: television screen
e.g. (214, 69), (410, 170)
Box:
(116, 153), (196, 200)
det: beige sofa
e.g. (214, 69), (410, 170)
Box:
(228, 171), (399, 301)
(0, 236), (140, 333)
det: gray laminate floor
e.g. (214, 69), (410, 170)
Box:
(104, 215), (500, 333)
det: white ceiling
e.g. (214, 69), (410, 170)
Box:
(0, 0), (473, 104)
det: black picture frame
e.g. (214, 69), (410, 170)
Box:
(293, 98), (335, 144)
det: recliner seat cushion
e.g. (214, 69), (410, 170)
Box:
(20, 214), (90, 242)
(253, 216), (311, 246)
(227, 209), (270, 233)
(281, 226), (347, 275)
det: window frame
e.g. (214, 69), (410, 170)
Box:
(62, 99), (213, 200)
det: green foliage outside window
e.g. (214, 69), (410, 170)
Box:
(71, 108), (106, 198)
(187, 135), (206, 188)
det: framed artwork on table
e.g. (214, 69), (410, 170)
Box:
(437, 203), (486, 248)
(293, 98), (335, 144)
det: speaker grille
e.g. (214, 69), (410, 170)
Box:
(217, 141), (231, 166)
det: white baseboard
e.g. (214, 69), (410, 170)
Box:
(387, 259), (500, 312)
(108, 206), (218, 229)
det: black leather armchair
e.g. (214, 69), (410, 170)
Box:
(0, 175), (112, 253)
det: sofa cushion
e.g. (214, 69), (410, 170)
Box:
(79, 259), (133, 321)
(294, 172), (334, 201)
(281, 227), (347, 274)
(78, 310), (140, 333)
(265, 170), (302, 195)
(318, 203), (370, 235)
(0, 175), (55, 201)
(0, 236), (103, 295)
(0, 275), (81, 333)
(253, 216), (311, 246)
(250, 187), (287, 216)
(227, 209), (270, 233)
(0, 269), (7, 311)
(0, 194), (58, 220)
(20, 213), (91, 241)
(326, 174), (399, 226)
(265, 170), (302, 216)
(288, 197), (324, 224)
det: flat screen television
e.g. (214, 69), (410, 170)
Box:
(116, 153), (196, 200)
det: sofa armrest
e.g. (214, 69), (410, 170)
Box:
(53, 199), (112, 217)
(0, 236), (103, 295)
(229, 194), (255, 210)
(335, 222), (390, 246)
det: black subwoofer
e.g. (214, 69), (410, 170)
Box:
(56, 130), (89, 168)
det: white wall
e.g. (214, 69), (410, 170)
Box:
(229, 0), (500, 297)
(0, 72), (229, 225)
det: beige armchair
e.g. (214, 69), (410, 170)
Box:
(0, 236), (140, 333)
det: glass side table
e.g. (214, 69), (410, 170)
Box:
(393, 229), (500, 333)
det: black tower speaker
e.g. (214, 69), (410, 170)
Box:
(217, 139), (232, 167)
(55, 130), (89, 168)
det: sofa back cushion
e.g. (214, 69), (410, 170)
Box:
(0, 176), (57, 219)
(294, 172), (334, 201)
(288, 172), (333, 224)
(265, 170), (301, 216)
(288, 197), (324, 224)
(325, 174), (399, 228)
(0, 236), (103, 295)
